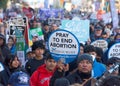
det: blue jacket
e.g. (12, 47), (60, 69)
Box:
(92, 59), (106, 78)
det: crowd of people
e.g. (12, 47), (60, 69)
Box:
(0, 2), (120, 86)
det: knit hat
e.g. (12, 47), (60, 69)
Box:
(77, 53), (93, 65)
(8, 71), (30, 86)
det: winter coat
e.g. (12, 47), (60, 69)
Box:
(66, 70), (92, 86)
(25, 58), (45, 76)
(0, 62), (11, 86)
(92, 59), (106, 78)
(30, 64), (55, 86)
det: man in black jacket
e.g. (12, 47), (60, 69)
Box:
(50, 53), (94, 86)
(66, 53), (93, 86)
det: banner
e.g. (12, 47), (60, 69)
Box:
(110, 0), (119, 28)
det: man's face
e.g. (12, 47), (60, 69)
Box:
(45, 59), (57, 71)
(95, 29), (102, 36)
(78, 60), (92, 73)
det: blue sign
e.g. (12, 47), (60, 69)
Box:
(48, 29), (80, 64)
(39, 8), (64, 20)
(61, 20), (90, 42)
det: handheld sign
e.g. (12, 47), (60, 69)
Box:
(91, 39), (108, 52)
(108, 43), (120, 59)
(61, 20), (90, 42)
(8, 17), (27, 36)
(48, 29), (80, 64)
(48, 18), (61, 26)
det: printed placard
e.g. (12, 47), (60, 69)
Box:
(48, 18), (61, 26)
(48, 29), (80, 63)
(7, 17), (27, 36)
(91, 39), (108, 52)
(108, 43), (120, 59)
(61, 20), (90, 42)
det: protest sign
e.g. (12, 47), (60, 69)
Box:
(16, 36), (25, 66)
(48, 29), (80, 64)
(61, 20), (90, 42)
(110, 0), (119, 28)
(102, 12), (111, 24)
(108, 43), (120, 59)
(91, 39), (108, 52)
(8, 17), (27, 36)
(48, 18), (61, 26)
(72, 16), (80, 20)
(39, 8), (64, 20)
(29, 27), (44, 46)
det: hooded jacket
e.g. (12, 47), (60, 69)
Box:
(30, 64), (55, 86)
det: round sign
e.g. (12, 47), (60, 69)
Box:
(48, 29), (80, 64)
(91, 39), (108, 52)
(108, 43), (120, 59)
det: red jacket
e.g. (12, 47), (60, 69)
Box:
(30, 64), (55, 86)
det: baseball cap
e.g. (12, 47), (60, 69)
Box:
(8, 71), (30, 86)
(95, 25), (103, 30)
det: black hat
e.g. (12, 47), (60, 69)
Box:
(95, 25), (103, 30)
(77, 53), (93, 65)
